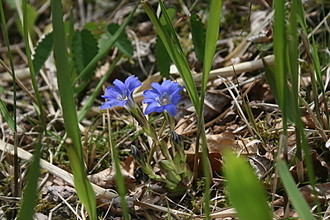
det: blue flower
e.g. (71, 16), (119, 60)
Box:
(100, 75), (141, 110)
(143, 80), (183, 117)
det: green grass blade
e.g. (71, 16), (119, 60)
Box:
(224, 151), (272, 220)
(198, 1), (222, 218)
(0, 1), (16, 134)
(73, 0), (140, 85)
(106, 112), (129, 220)
(0, 100), (15, 132)
(17, 0), (47, 218)
(51, 0), (96, 219)
(273, 0), (286, 115)
(277, 160), (316, 220)
(201, 0), (222, 97)
(0, 0), (20, 200)
(18, 136), (42, 220)
(142, 1), (199, 110)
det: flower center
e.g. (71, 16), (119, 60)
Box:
(117, 93), (128, 101)
(159, 93), (171, 105)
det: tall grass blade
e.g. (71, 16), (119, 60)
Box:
(198, 1), (223, 218)
(0, 100), (15, 132)
(0, 1), (16, 134)
(142, 1), (199, 109)
(273, 0), (286, 119)
(18, 136), (42, 220)
(51, 0), (96, 219)
(277, 160), (316, 220)
(17, 0), (46, 218)
(201, 0), (222, 97)
(224, 151), (272, 220)
(0, 0), (19, 199)
(107, 112), (129, 220)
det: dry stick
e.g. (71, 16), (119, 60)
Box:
(0, 140), (118, 199)
(1, 67), (30, 82)
(178, 54), (274, 85)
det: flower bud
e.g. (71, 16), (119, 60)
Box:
(170, 131), (182, 145)
(130, 144), (144, 164)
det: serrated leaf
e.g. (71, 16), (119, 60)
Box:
(190, 13), (205, 62)
(33, 32), (53, 75)
(104, 23), (133, 57)
(155, 36), (171, 78)
(84, 21), (106, 40)
(72, 29), (98, 80)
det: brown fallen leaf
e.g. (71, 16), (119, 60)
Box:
(185, 132), (236, 175)
(88, 156), (136, 191)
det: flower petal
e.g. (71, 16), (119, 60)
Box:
(125, 75), (142, 94)
(100, 99), (122, 110)
(168, 83), (183, 94)
(113, 79), (126, 94)
(144, 102), (162, 115)
(143, 90), (159, 100)
(164, 103), (177, 116)
(171, 93), (182, 104)
(150, 82), (163, 95)
(143, 98), (156, 104)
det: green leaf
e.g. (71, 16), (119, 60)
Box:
(311, 36), (324, 93)
(72, 29), (98, 80)
(190, 13), (205, 62)
(33, 32), (53, 75)
(73, 1), (140, 85)
(277, 160), (316, 220)
(160, 8), (176, 25)
(51, 0), (96, 218)
(273, 0), (286, 114)
(142, 1), (199, 109)
(0, 100), (15, 132)
(84, 21), (106, 40)
(224, 151), (272, 220)
(155, 36), (171, 78)
(101, 23), (133, 57)
(18, 136), (42, 220)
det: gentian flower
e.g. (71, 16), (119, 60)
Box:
(100, 75), (141, 110)
(143, 80), (183, 117)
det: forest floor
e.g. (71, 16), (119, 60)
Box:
(0, 0), (330, 219)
